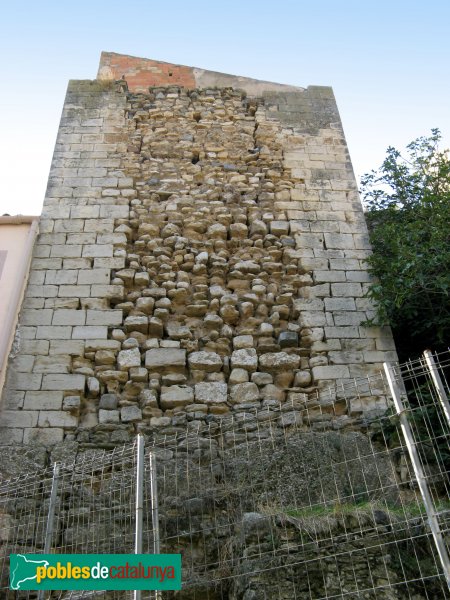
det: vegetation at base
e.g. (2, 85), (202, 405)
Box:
(282, 499), (450, 522)
(360, 129), (450, 361)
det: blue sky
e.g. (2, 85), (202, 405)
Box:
(1, 0), (449, 215)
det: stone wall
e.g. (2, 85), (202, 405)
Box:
(0, 56), (397, 448)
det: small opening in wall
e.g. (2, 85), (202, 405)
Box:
(169, 72), (173, 77)
(193, 112), (201, 122)
(192, 152), (200, 164)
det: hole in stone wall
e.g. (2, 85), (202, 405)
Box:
(192, 152), (200, 164)
(193, 112), (201, 122)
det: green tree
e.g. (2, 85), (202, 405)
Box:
(361, 129), (450, 360)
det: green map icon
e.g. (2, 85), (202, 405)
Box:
(10, 554), (49, 590)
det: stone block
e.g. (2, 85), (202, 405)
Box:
(231, 349), (258, 372)
(50, 245), (82, 258)
(94, 257), (126, 269)
(84, 339), (121, 352)
(324, 298), (356, 311)
(331, 283), (363, 297)
(58, 285), (91, 298)
(49, 340), (85, 355)
(188, 351), (222, 372)
(99, 409), (120, 424)
(34, 355), (71, 373)
(62, 396), (81, 413)
(82, 244), (113, 258)
(70, 205), (100, 218)
(52, 309), (86, 325)
(312, 365), (350, 380)
(10, 355), (35, 373)
(23, 428), (64, 445)
(2, 411), (39, 427)
(99, 394), (118, 409)
(36, 326), (72, 340)
(86, 310), (123, 326)
(8, 372), (42, 390)
(26, 285), (58, 298)
(194, 382), (228, 404)
(145, 348), (186, 371)
(278, 332), (298, 348)
(38, 410), (78, 427)
(21, 340), (50, 355)
(41, 374), (85, 392)
(259, 352), (300, 372)
(233, 335), (254, 349)
(91, 285), (124, 301)
(118, 348), (141, 370)
(270, 220), (290, 236)
(45, 270), (78, 285)
(324, 326), (359, 339)
(78, 269), (111, 284)
(160, 386), (194, 409)
(84, 219), (115, 233)
(72, 326), (108, 339)
(314, 270), (346, 283)
(229, 368), (249, 384)
(123, 315), (148, 334)
(121, 405), (142, 423)
(251, 372), (273, 385)
(298, 312), (327, 327)
(21, 309), (53, 326)
(98, 205), (129, 218)
(230, 382), (260, 404)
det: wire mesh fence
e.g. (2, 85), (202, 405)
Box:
(1, 350), (450, 599)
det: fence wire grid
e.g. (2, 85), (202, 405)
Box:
(1, 350), (450, 600)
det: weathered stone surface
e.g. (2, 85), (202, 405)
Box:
(145, 348), (186, 370)
(188, 351), (222, 372)
(99, 394), (118, 409)
(229, 368), (249, 384)
(230, 382), (260, 404)
(99, 409), (120, 424)
(0, 61), (398, 454)
(231, 349), (258, 372)
(233, 335), (254, 349)
(259, 352), (300, 372)
(194, 382), (228, 404)
(278, 331), (299, 348)
(160, 386), (194, 409)
(117, 348), (141, 370)
(120, 405), (142, 422)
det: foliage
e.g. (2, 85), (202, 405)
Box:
(360, 129), (450, 359)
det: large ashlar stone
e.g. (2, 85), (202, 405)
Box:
(188, 351), (222, 372)
(160, 386), (194, 409)
(259, 352), (301, 372)
(231, 349), (258, 372)
(145, 348), (186, 371)
(117, 348), (141, 370)
(194, 382), (228, 404)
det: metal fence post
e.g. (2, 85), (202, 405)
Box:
(38, 463), (60, 600)
(423, 349), (450, 427)
(149, 450), (161, 600)
(384, 362), (450, 590)
(134, 434), (145, 600)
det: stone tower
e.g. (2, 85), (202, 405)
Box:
(0, 52), (397, 447)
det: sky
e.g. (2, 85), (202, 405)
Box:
(0, 0), (449, 216)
